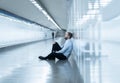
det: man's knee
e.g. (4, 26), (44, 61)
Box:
(53, 42), (58, 45)
(53, 42), (58, 48)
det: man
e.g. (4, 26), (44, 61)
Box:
(38, 32), (73, 60)
(52, 32), (54, 40)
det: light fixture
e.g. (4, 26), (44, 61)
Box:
(100, 0), (112, 7)
(29, 0), (61, 30)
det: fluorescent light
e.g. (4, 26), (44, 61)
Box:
(94, 1), (99, 9)
(50, 19), (61, 30)
(87, 10), (99, 15)
(47, 16), (51, 20)
(30, 0), (43, 10)
(88, 2), (93, 9)
(42, 10), (48, 16)
(29, 0), (61, 30)
(100, 0), (112, 7)
(76, 9), (100, 27)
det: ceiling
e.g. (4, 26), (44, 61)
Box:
(0, 0), (119, 31)
(0, 0), (70, 30)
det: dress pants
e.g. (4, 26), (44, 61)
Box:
(45, 42), (67, 60)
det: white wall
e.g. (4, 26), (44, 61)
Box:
(101, 16), (120, 42)
(0, 15), (52, 48)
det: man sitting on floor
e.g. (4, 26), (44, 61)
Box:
(38, 32), (73, 60)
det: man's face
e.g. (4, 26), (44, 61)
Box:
(64, 32), (69, 40)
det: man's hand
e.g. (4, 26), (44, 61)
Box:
(53, 41), (56, 44)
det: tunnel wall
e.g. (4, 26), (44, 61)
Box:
(0, 15), (52, 48)
(67, 0), (120, 59)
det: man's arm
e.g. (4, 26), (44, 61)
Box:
(56, 41), (69, 53)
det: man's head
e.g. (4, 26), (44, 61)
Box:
(64, 32), (73, 40)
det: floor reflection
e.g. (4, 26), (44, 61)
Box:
(46, 60), (83, 83)
(1, 39), (119, 83)
(76, 52), (102, 83)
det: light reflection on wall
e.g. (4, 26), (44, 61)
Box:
(67, 0), (115, 83)
(0, 14), (53, 48)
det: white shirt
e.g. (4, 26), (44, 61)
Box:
(56, 39), (73, 58)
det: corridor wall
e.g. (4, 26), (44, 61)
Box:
(0, 14), (52, 48)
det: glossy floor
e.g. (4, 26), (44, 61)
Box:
(0, 39), (120, 83)
(0, 39), (83, 83)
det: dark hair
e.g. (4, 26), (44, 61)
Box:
(67, 32), (73, 38)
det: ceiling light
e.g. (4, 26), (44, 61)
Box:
(29, 0), (61, 30)
(100, 0), (112, 7)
